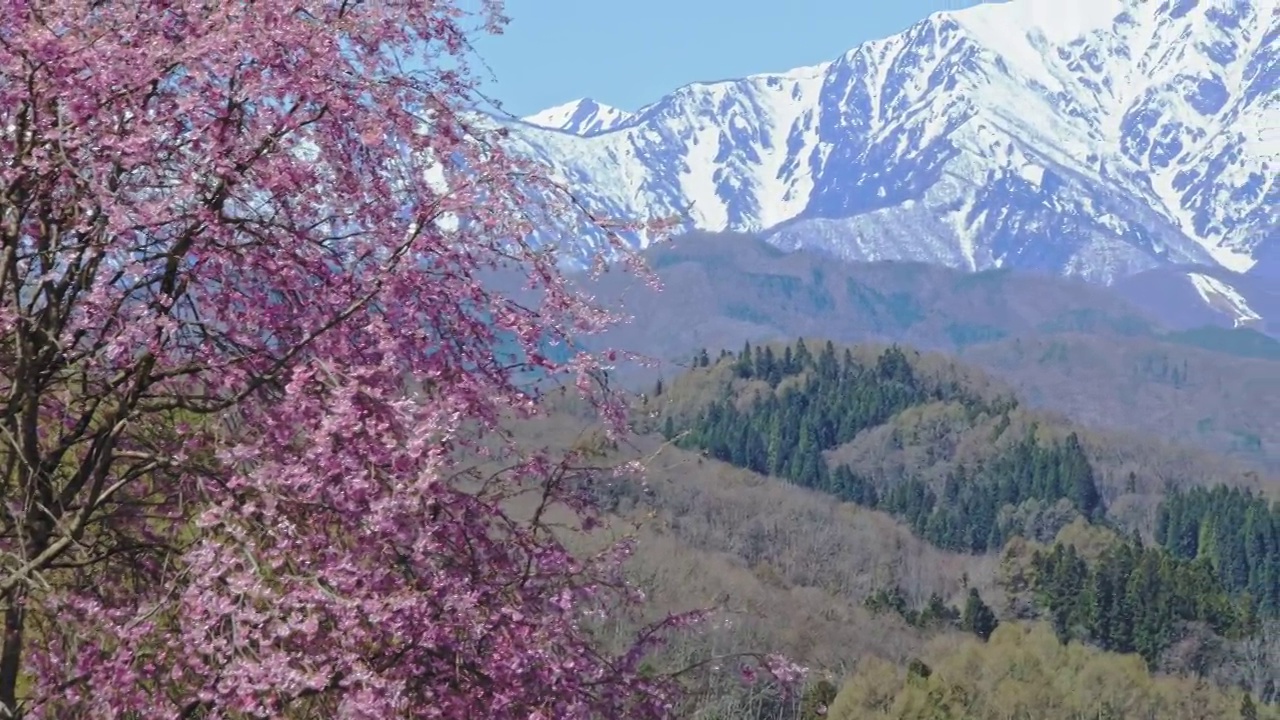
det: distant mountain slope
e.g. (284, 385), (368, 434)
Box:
(572, 233), (1280, 470)
(1163, 325), (1280, 361)
(1114, 264), (1280, 336)
(1251, 242), (1280, 278)
(582, 232), (1158, 365)
(958, 332), (1280, 467)
(506, 0), (1277, 282)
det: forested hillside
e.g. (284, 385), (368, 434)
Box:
(638, 339), (1280, 708)
(515, 395), (1278, 719)
(577, 235), (1280, 471)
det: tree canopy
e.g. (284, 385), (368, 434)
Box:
(0, 1), (718, 717)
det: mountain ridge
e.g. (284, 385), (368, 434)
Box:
(521, 97), (634, 136)
(506, 0), (1278, 283)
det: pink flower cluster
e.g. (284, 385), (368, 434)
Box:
(0, 0), (729, 717)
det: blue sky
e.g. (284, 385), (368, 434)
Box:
(470, 0), (988, 117)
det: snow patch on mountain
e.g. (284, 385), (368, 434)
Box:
(1187, 272), (1264, 327)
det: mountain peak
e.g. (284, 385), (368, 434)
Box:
(521, 97), (633, 136)
(945, 0), (1122, 44)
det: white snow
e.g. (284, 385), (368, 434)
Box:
(744, 63), (830, 228)
(950, 0), (1121, 45)
(1186, 272), (1264, 328)
(1019, 162), (1044, 187)
(1151, 171), (1258, 274)
(678, 122), (730, 230)
(522, 99), (633, 135)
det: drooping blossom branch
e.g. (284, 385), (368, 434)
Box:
(0, 0), (714, 717)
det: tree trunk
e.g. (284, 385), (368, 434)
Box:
(0, 588), (26, 719)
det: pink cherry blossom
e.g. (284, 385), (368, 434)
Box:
(0, 0), (741, 717)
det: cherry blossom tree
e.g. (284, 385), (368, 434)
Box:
(0, 1), (775, 717)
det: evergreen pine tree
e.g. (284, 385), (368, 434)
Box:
(961, 588), (999, 641)
(795, 337), (812, 368)
(1242, 692), (1259, 720)
(762, 347), (779, 385)
(765, 413), (785, 477)
(661, 416), (675, 440)
(735, 342), (754, 377)
(1063, 432), (1102, 518)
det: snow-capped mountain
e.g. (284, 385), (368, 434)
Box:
(521, 98), (634, 136)
(504, 0), (1278, 284)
